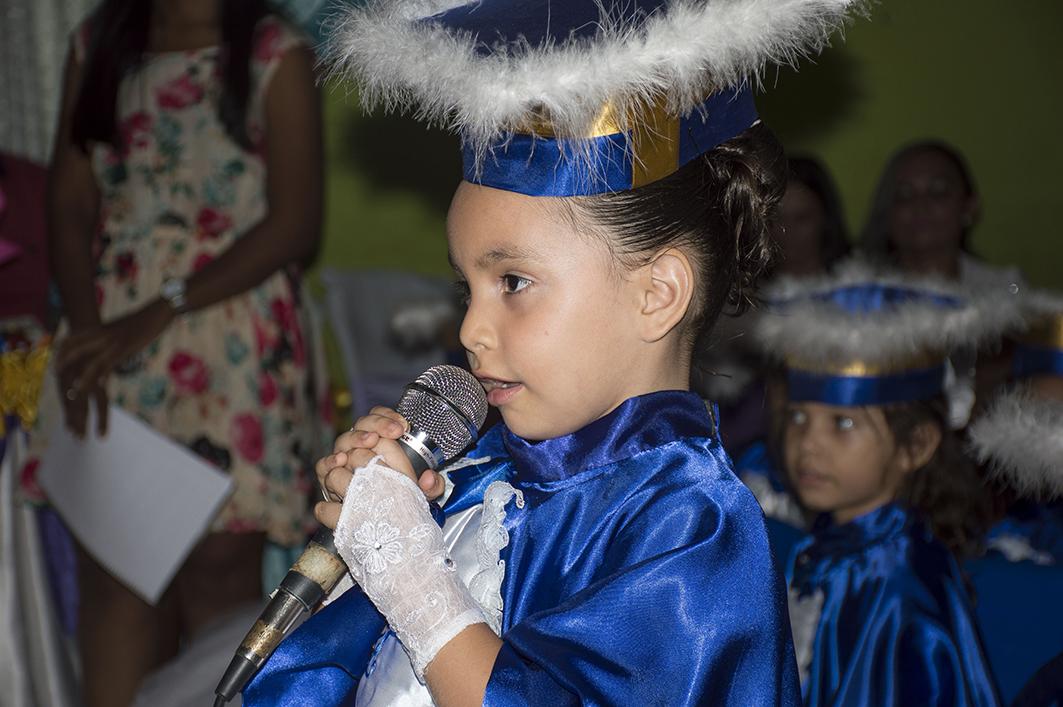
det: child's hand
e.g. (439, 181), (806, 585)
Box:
(314, 407), (447, 528)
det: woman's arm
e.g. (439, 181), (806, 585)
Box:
(179, 43), (323, 311)
(48, 44), (101, 331)
(48, 43), (105, 435)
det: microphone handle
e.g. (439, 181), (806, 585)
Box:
(215, 436), (435, 700)
(215, 528), (345, 700)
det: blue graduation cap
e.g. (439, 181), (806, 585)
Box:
(753, 265), (1021, 407)
(325, 0), (860, 196)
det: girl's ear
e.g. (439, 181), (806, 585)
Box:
(898, 421), (942, 475)
(636, 248), (695, 343)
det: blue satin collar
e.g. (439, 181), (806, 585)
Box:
(502, 390), (712, 486)
(801, 503), (911, 563)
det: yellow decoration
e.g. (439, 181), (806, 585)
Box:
(1021, 312), (1063, 351)
(0, 339), (52, 434)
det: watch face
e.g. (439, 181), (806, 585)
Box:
(161, 278), (185, 300)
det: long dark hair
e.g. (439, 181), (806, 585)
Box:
(564, 123), (787, 343)
(787, 155), (851, 270)
(859, 140), (978, 260)
(72, 0), (272, 153)
(887, 397), (993, 560)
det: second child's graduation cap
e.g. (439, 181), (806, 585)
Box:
(325, 0), (863, 196)
(753, 262), (1022, 407)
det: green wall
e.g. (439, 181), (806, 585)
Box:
(315, 1), (1063, 288)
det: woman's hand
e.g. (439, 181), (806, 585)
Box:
(56, 300), (174, 437)
(314, 406), (448, 529)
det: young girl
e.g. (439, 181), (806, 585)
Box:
(242, 0), (865, 704)
(753, 270), (1013, 706)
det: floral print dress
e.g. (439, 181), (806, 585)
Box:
(27, 17), (318, 547)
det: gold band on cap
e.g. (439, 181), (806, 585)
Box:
(786, 350), (945, 378)
(514, 95), (683, 189)
(1019, 313), (1063, 351)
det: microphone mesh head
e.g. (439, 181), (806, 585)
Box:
(396, 365), (488, 461)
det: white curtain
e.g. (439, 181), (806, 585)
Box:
(0, 0), (96, 164)
(0, 428), (81, 707)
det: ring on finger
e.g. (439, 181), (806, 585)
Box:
(65, 387), (79, 401)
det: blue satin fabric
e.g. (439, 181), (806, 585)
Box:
(427, 0), (672, 52)
(461, 89), (757, 196)
(1013, 343), (1063, 378)
(789, 504), (1002, 707)
(787, 365), (946, 407)
(245, 390), (801, 705)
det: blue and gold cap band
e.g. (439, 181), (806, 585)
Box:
(787, 364), (947, 407)
(1013, 313), (1063, 379)
(463, 87), (758, 196)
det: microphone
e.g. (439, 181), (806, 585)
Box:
(214, 365), (488, 703)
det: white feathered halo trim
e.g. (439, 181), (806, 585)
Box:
(324, 0), (863, 163)
(753, 259), (1024, 370)
(968, 387), (1063, 498)
(1024, 288), (1063, 319)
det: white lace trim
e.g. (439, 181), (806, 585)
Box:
(437, 455), (492, 507)
(787, 587), (824, 686)
(988, 534), (1055, 566)
(467, 481), (524, 635)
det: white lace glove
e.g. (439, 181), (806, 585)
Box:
(334, 456), (486, 680)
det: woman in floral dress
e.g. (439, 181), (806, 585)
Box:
(42, 0), (322, 703)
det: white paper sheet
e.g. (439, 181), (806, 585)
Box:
(37, 406), (234, 604)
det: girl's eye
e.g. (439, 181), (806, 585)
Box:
(502, 274), (531, 294)
(787, 409), (807, 426)
(835, 416), (855, 431)
(453, 280), (471, 304)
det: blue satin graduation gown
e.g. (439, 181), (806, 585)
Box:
(245, 390), (801, 705)
(788, 504), (1001, 707)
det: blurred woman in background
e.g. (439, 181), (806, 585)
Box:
(41, 0), (322, 703)
(860, 140), (1021, 288)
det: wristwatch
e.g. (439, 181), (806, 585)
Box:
(160, 277), (189, 314)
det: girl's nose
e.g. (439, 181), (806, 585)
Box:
(459, 296), (496, 357)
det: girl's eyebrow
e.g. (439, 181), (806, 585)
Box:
(475, 245), (537, 269)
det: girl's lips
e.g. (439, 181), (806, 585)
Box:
(795, 469), (831, 487)
(484, 382), (523, 406)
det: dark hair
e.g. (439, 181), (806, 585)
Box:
(71, 0), (273, 152)
(860, 139), (978, 259)
(886, 397), (993, 560)
(566, 122), (787, 343)
(785, 155), (851, 270)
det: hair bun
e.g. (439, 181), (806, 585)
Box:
(702, 122), (787, 314)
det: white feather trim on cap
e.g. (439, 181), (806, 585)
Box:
(968, 388), (1063, 498)
(752, 259), (1023, 369)
(1023, 287), (1063, 319)
(324, 0), (863, 159)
